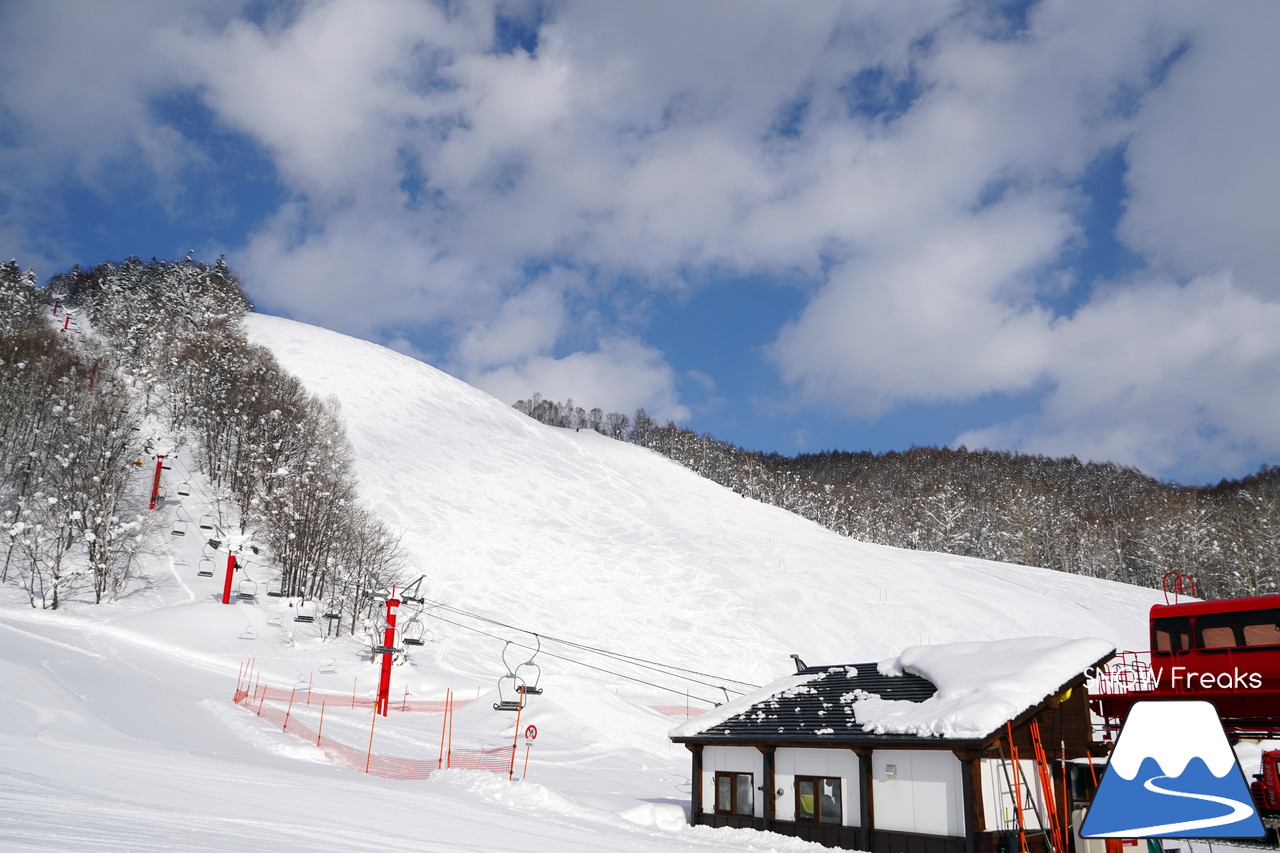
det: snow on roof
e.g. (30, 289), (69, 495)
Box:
(861, 636), (1114, 739)
(668, 672), (815, 739)
(672, 636), (1114, 743)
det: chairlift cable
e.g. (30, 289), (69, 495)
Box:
(422, 610), (721, 706)
(422, 598), (759, 690)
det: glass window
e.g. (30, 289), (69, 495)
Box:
(796, 775), (842, 825)
(735, 773), (753, 816)
(1200, 625), (1236, 649)
(796, 778), (815, 820)
(820, 778), (842, 823)
(714, 772), (753, 816)
(1243, 621), (1280, 647)
(1195, 609), (1280, 650)
(1152, 617), (1190, 653)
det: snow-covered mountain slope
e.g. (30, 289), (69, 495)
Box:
(0, 311), (1169, 852)
(248, 311), (1161, 679)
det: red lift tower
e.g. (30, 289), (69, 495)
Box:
(375, 590), (400, 716)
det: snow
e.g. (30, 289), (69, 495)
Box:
(856, 636), (1114, 739)
(0, 311), (1171, 851)
(1108, 701), (1239, 780)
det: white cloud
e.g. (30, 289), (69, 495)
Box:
(4, 0), (1278, 479)
(1119, 5), (1280, 299)
(958, 273), (1280, 480)
(468, 337), (690, 424)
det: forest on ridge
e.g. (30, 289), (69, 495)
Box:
(514, 393), (1280, 601)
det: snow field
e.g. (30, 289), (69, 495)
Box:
(0, 311), (1173, 851)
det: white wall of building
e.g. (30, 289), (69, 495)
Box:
(871, 749), (966, 836)
(773, 747), (861, 825)
(701, 745), (766, 818)
(980, 757), (1045, 831)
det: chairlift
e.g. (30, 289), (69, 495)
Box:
(323, 601), (342, 620)
(493, 672), (527, 712)
(199, 515), (215, 531)
(493, 637), (543, 711)
(176, 481), (191, 497)
(266, 578), (284, 598)
(514, 634), (544, 696)
(236, 574), (258, 601)
(294, 599), (317, 623)
(196, 558), (214, 577)
(171, 518), (188, 536)
(401, 615), (427, 646)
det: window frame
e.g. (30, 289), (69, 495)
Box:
(795, 774), (843, 825)
(713, 771), (755, 817)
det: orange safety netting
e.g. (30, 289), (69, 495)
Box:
(233, 684), (515, 781)
(246, 683), (475, 713)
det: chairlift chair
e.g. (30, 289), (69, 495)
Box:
(513, 635), (544, 696)
(493, 673), (527, 712)
(196, 558), (214, 577)
(323, 601), (342, 620)
(401, 616), (427, 646)
(171, 519), (188, 536)
(266, 578), (284, 597)
(237, 575), (258, 600)
(294, 600), (317, 623)
(176, 481), (191, 497)
(199, 514), (215, 531)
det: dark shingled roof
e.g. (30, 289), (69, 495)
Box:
(671, 663), (969, 747)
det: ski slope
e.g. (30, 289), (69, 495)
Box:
(0, 311), (1168, 851)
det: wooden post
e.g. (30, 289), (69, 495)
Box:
(758, 745), (776, 828)
(856, 747), (874, 850)
(688, 744), (704, 825)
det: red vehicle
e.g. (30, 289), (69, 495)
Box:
(1090, 584), (1280, 739)
(1253, 749), (1280, 817)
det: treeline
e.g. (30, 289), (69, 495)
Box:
(2, 256), (405, 627)
(513, 393), (1280, 600)
(0, 261), (145, 607)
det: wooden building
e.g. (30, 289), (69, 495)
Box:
(670, 639), (1115, 853)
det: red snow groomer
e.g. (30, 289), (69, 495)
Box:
(1089, 575), (1280, 742)
(1253, 749), (1280, 818)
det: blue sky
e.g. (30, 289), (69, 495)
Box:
(2, 1), (1279, 485)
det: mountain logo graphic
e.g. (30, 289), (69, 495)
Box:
(1081, 700), (1264, 838)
